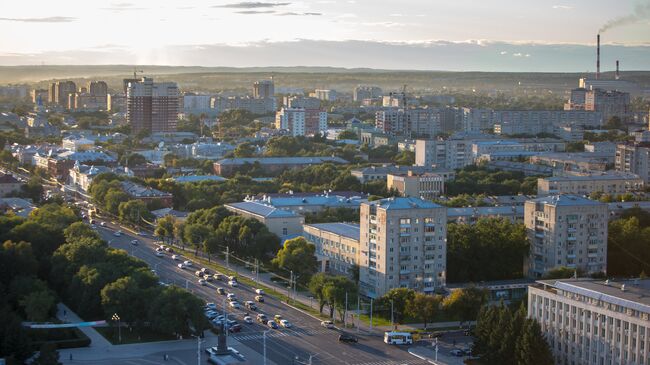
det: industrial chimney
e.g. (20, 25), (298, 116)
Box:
(616, 60), (620, 80)
(596, 34), (601, 80)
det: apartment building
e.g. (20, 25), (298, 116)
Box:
(253, 80), (274, 99)
(525, 195), (608, 278)
(225, 201), (304, 239)
(415, 139), (447, 168)
(126, 77), (179, 134)
(310, 89), (337, 101)
(387, 171), (445, 199)
(351, 165), (455, 184)
(616, 143), (650, 184)
(49, 81), (76, 108)
(375, 108), (441, 138)
(359, 197), (447, 298)
(537, 172), (644, 196)
(303, 223), (360, 276)
(529, 278), (650, 365)
(353, 86), (382, 102)
(275, 107), (327, 136)
(585, 89), (631, 122)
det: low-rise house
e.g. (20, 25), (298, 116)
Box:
(303, 223), (361, 276)
(121, 181), (173, 208)
(250, 192), (367, 214)
(387, 171), (445, 199)
(537, 171), (644, 196)
(0, 197), (36, 217)
(69, 162), (113, 192)
(0, 173), (23, 197)
(225, 201), (304, 239)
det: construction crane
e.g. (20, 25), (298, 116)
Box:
(401, 84), (408, 109)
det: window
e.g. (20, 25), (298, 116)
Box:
(400, 218), (411, 225)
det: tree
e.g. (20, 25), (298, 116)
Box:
(148, 286), (209, 336)
(20, 290), (56, 322)
(405, 293), (442, 329)
(271, 237), (318, 284)
(543, 266), (584, 279)
(19, 177), (44, 203)
(608, 216), (650, 277)
(337, 130), (358, 140)
(308, 273), (329, 314)
(183, 223), (213, 255)
(104, 189), (129, 214)
(516, 319), (553, 365)
(603, 116), (624, 130)
(376, 288), (416, 324)
(32, 342), (61, 365)
(64, 222), (101, 243)
(233, 142), (256, 157)
(154, 215), (177, 243)
(118, 200), (152, 225)
(443, 286), (489, 325)
(322, 275), (357, 320)
(101, 276), (150, 327)
(121, 153), (147, 167)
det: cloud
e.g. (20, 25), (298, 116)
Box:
(500, 51), (508, 55)
(361, 22), (404, 28)
(552, 5), (573, 10)
(215, 2), (290, 8)
(0, 16), (76, 23)
(102, 2), (147, 11)
(276, 12), (322, 16)
(337, 13), (357, 18)
(235, 10), (276, 14)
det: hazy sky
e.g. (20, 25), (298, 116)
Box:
(1, 0), (649, 70)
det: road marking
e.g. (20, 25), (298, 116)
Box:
(351, 360), (428, 365)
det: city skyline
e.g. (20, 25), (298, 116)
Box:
(1, 0), (649, 71)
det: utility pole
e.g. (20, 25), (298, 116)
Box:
(344, 292), (348, 327)
(197, 335), (201, 365)
(357, 295), (360, 333)
(225, 246), (229, 269)
(370, 298), (373, 331)
(263, 330), (271, 365)
(390, 299), (394, 328)
(288, 271), (293, 303)
(255, 259), (260, 283)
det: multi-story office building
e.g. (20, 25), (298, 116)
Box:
(126, 77), (179, 134)
(525, 195), (608, 278)
(537, 172), (644, 196)
(303, 223), (361, 276)
(376, 108), (441, 138)
(353, 86), (382, 102)
(253, 80), (274, 99)
(182, 93), (213, 115)
(31, 89), (49, 105)
(616, 143), (650, 184)
(387, 171), (445, 199)
(359, 197), (447, 298)
(49, 81), (76, 108)
(275, 107), (327, 136)
(529, 278), (650, 365)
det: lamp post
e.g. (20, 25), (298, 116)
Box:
(190, 334), (201, 365)
(111, 313), (121, 343)
(390, 299), (394, 328)
(263, 329), (271, 365)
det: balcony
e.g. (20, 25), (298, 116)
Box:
(399, 269), (411, 275)
(535, 232), (545, 239)
(567, 236), (577, 241)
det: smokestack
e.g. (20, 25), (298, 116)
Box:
(596, 34), (601, 80)
(616, 60), (620, 80)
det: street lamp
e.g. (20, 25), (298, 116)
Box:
(190, 334), (201, 365)
(390, 299), (394, 328)
(263, 329), (272, 365)
(111, 313), (121, 343)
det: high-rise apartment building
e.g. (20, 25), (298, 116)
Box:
(310, 89), (337, 101)
(50, 81), (76, 108)
(275, 107), (327, 137)
(126, 77), (179, 134)
(71, 81), (109, 111)
(353, 86), (382, 102)
(253, 80), (274, 99)
(615, 143), (650, 184)
(525, 195), (608, 278)
(376, 108), (441, 138)
(529, 278), (650, 365)
(359, 197), (447, 298)
(566, 88), (630, 122)
(415, 139), (447, 168)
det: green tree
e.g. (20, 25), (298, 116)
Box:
(64, 221), (101, 243)
(271, 237), (318, 284)
(337, 130), (358, 140)
(32, 342), (62, 365)
(442, 286), (489, 325)
(118, 200), (153, 225)
(148, 286), (209, 336)
(101, 276), (151, 327)
(233, 142), (256, 157)
(376, 288), (416, 324)
(405, 292), (442, 329)
(322, 275), (357, 320)
(183, 223), (213, 255)
(516, 318), (553, 365)
(19, 177), (44, 203)
(543, 266), (584, 279)
(308, 273), (329, 313)
(104, 189), (129, 214)
(121, 153), (147, 167)
(154, 215), (177, 243)
(20, 290), (56, 322)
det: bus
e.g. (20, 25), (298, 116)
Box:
(383, 331), (413, 345)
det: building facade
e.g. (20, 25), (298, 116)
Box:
(387, 171), (445, 199)
(537, 172), (644, 196)
(616, 143), (650, 184)
(359, 197), (447, 298)
(275, 107), (327, 136)
(529, 278), (650, 365)
(303, 223), (361, 276)
(225, 201), (304, 239)
(525, 195), (608, 278)
(253, 80), (274, 99)
(127, 77), (179, 134)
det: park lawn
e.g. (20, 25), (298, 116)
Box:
(95, 326), (176, 345)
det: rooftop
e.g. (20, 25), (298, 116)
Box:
(121, 181), (172, 198)
(528, 194), (605, 207)
(172, 175), (228, 183)
(216, 156), (348, 165)
(543, 172), (642, 182)
(447, 206), (524, 218)
(225, 201), (300, 219)
(304, 223), (360, 240)
(368, 197), (444, 210)
(536, 278), (650, 314)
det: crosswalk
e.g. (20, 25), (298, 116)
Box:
(351, 360), (428, 365)
(231, 327), (337, 341)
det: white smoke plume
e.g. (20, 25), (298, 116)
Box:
(599, 0), (650, 33)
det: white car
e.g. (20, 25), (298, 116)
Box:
(229, 301), (241, 309)
(198, 279), (207, 286)
(205, 302), (217, 310)
(228, 280), (238, 287)
(183, 260), (193, 267)
(130, 239), (139, 245)
(177, 263), (186, 269)
(255, 288), (265, 295)
(100, 222), (106, 227)
(243, 316), (253, 324)
(321, 321), (335, 329)
(171, 254), (180, 260)
(113, 231), (122, 237)
(280, 319), (292, 328)
(155, 251), (164, 257)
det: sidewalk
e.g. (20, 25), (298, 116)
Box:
(56, 303), (111, 349)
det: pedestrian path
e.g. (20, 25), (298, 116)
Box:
(55, 303), (112, 349)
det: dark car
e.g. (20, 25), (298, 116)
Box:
(338, 333), (358, 344)
(216, 287), (226, 295)
(228, 324), (243, 333)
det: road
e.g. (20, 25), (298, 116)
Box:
(95, 219), (427, 365)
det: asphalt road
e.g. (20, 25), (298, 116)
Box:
(94, 219), (427, 365)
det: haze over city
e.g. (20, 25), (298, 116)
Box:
(1, 0), (649, 71)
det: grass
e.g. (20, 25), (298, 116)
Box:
(358, 313), (393, 328)
(95, 326), (176, 345)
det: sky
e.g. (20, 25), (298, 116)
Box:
(0, 0), (649, 71)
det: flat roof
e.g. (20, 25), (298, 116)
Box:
(528, 194), (605, 207)
(226, 201), (299, 218)
(216, 156), (348, 165)
(447, 206), (524, 217)
(305, 223), (360, 240)
(369, 197), (444, 210)
(543, 172), (642, 182)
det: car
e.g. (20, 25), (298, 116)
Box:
(213, 273), (224, 281)
(137, 231), (147, 237)
(100, 222), (106, 227)
(228, 280), (238, 287)
(338, 333), (358, 343)
(113, 231), (122, 237)
(431, 331), (444, 338)
(205, 311), (219, 320)
(205, 347), (243, 359)
(130, 239), (139, 245)
(228, 276), (237, 282)
(255, 295), (264, 302)
(321, 321), (335, 329)
(255, 288), (265, 295)
(244, 301), (257, 310)
(256, 314), (268, 324)
(464, 328), (474, 336)
(90, 224), (97, 229)
(195, 270), (203, 277)
(226, 293), (236, 300)
(274, 315), (282, 322)
(201, 267), (210, 274)
(198, 279), (207, 286)
(243, 315), (253, 324)
(227, 297), (237, 303)
(216, 287), (226, 295)
(165, 247), (174, 253)
(205, 303), (217, 310)
(279, 319), (292, 328)
(155, 247), (163, 252)
(229, 301), (241, 309)
(177, 263), (186, 269)
(172, 254), (180, 260)
(228, 323), (243, 333)
(450, 349), (464, 357)
(155, 251), (164, 257)
(183, 260), (193, 267)
(267, 320), (279, 329)
(204, 275), (213, 282)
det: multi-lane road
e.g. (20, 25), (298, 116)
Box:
(96, 219), (427, 365)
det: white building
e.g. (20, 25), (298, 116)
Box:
(275, 107), (327, 136)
